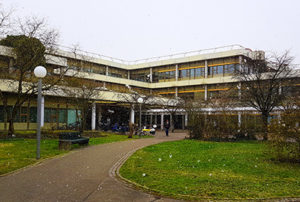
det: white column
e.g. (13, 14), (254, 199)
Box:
(279, 82), (282, 95)
(185, 113), (188, 127)
(91, 102), (96, 130)
(238, 82), (242, 100)
(128, 71), (130, 80)
(150, 68), (153, 83)
(130, 105), (135, 124)
(175, 87), (178, 98)
(106, 66), (109, 76)
(161, 114), (164, 130)
(205, 60), (208, 78)
(239, 56), (243, 71)
(204, 85), (208, 101)
(175, 64), (179, 81)
(154, 114), (157, 126)
(97, 106), (102, 127)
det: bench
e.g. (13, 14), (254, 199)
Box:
(59, 132), (89, 150)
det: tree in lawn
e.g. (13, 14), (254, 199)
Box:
(0, 16), (63, 136)
(62, 77), (104, 132)
(235, 51), (294, 139)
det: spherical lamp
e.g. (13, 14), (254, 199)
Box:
(34, 66), (47, 78)
(137, 97), (144, 104)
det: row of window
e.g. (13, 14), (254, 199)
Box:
(154, 64), (240, 82)
(0, 106), (80, 124)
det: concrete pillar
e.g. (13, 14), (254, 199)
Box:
(161, 114), (164, 130)
(175, 87), (178, 98)
(239, 56), (243, 71)
(205, 60), (208, 78)
(106, 66), (109, 76)
(150, 68), (153, 83)
(91, 102), (96, 130)
(238, 82), (242, 100)
(204, 85), (208, 101)
(175, 64), (179, 81)
(128, 71), (130, 80)
(279, 82), (282, 95)
(185, 113), (188, 127)
(154, 114), (157, 126)
(130, 106), (135, 124)
(103, 82), (106, 88)
(9, 58), (14, 73)
(98, 106), (102, 128)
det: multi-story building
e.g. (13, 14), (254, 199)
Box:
(0, 44), (299, 131)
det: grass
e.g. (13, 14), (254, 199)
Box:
(0, 133), (152, 175)
(120, 140), (300, 200)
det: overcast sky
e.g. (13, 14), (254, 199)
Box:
(2, 0), (300, 63)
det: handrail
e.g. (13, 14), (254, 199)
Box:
(56, 44), (247, 65)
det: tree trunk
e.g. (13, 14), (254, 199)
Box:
(8, 118), (14, 137)
(128, 122), (133, 138)
(261, 112), (269, 140)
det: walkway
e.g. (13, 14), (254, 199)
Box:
(0, 132), (186, 202)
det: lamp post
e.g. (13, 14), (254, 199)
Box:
(34, 66), (47, 159)
(137, 97), (144, 132)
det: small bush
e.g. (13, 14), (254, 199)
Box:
(268, 112), (300, 163)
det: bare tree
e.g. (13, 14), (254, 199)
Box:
(117, 85), (157, 137)
(62, 78), (104, 131)
(0, 14), (64, 136)
(156, 95), (184, 132)
(235, 51), (294, 139)
(0, 2), (13, 37)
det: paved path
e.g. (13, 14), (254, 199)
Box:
(0, 132), (186, 202)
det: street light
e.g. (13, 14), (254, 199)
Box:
(34, 66), (47, 159)
(137, 97), (144, 133)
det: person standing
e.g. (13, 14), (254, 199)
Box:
(165, 120), (170, 136)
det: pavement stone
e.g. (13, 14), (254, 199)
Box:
(0, 132), (186, 202)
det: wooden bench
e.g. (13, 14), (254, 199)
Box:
(59, 132), (89, 150)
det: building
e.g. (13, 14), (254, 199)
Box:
(0, 44), (299, 131)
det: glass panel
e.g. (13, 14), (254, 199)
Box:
(30, 107), (37, 123)
(20, 107), (28, 122)
(67, 109), (77, 125)
(51, 109), (57, 123)
(59, 109), (66, 123)
(0, 106), (4, 122)
(44, 108), (51, 123)
(190, 69), (195, 78)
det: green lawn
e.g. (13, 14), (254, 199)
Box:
(120, 140), (300, 200)
(0, 133), (150, 175)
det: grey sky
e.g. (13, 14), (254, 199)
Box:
(3, 0), (300, 63)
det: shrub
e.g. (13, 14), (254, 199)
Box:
(268, 112), (300, 163)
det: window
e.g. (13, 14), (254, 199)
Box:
(59, 109), (67, 123)
(30, 107), (37, 123)
(190, 69), (195, 78)
(20, 107), (28, 123)
(225, 64), (235, 74)
(217, 65), (224, 75)
(44, 108), (57, 123)
(0, 106), (4, 122)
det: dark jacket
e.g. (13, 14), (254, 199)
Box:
(165, 122), (170, 129)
